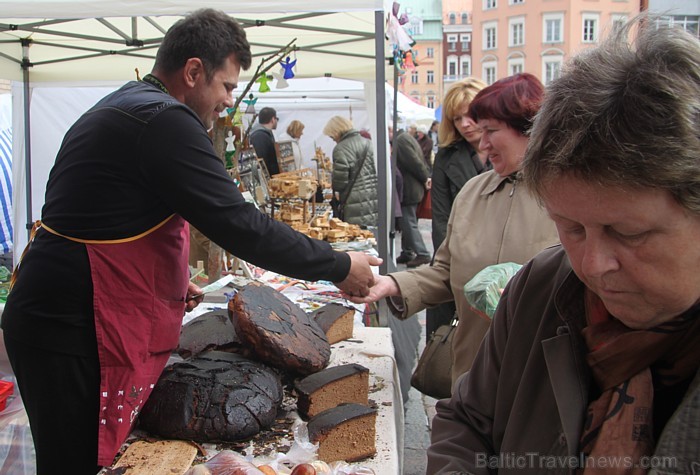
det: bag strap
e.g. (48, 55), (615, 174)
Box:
(339, 140), (371, 201)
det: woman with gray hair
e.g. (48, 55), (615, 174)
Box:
(428, 17), (700, 474)
(323, 116), (378, 227)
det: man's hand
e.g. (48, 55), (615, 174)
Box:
(335, 251), (383, 298)
(344, 274), (401, 304)
(185, 281), (204, 312)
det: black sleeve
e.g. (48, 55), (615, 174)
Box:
(141, 108), (350, 283)
(431, 148), (450, 249)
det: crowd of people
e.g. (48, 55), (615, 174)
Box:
(3, 7), (699, 474)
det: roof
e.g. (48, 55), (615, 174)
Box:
(0, 1), (389, 82)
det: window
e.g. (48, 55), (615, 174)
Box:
(426, 47), (434, 58)
(510, 0), (524, 4)
(543, 13), (564, 43)
(411, 93), (420, 103)
(448, 61), (457, 76)
(411, 70), (419, 84)
(508, 57), (524, 75)
(654, 15), (699, 39)
(427, 70), (435, 83)
(427, 95), (435, 108)
(461, 13), (468, 25)
(461, 34), (471, 50)
(484, 0), (497, 10)
(484, 22), (497, 50)
(447, 34), (458, 52)
(461, 56), (472, 76)
(611, 14), (627, 33)
(582, 14), (599, 43)
(484, 63), (497, 85)
(509, 17), (525, 46)
(542, 55), (563, 84)
(447, 55), (458, 78)
(449, 13), (456, 25)
(407, 16), (423, 36)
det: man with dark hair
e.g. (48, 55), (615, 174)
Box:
(249, 106), (280, 175)
(2, 9), (379, 473)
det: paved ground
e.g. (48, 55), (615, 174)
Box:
(395, 218), (437, 475)
(403, 309), (437, 475)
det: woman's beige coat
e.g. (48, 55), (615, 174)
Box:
(390, 170), (560, 383)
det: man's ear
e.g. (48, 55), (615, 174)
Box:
(183, 58), (205, 88)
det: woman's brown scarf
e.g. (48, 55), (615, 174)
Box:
(579, 289), (700, 474)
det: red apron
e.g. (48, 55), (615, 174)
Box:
(42, 215), (190, 465)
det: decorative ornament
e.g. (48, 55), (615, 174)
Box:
(256, 74), (271, 93)
(385, 2), (415, 53)
(224, 131), (236, 169)
(243, 94), (258, 114)
(280, 56), (297, 79)
(270, 69), (289, 89)
(403, 50), (416, 70)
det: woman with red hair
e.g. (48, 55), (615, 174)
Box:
(347, 73), (559, 389)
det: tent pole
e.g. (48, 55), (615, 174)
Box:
(374, 9), (391, 325)
(374, 10), (389, 273)
(21, 39), (33, 240)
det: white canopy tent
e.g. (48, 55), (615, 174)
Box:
(0, 0), (402, 267)
(7, 77), (433, 255)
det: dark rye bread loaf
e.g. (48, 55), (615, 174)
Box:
(177, 309), (241, 359)
(307, 403), (377, 463)
(295, 363), (369, 419)
(138, 351), (283, 442)
(309, 303), (355, 344)
(230, 282), (330, 376)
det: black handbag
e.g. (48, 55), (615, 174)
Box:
(330, 195), (344, 221)
(410, 320), (456, 399)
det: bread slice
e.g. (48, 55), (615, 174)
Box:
(306, 403), (377, 463)
(310, 303), (354, 344)
(295, 363), (369, 419)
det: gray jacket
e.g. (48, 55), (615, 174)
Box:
(428, 245), (700, 474)
(393, 130), (429, 205)
(331, 129), (378, 227)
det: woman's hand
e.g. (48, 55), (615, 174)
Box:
(344, 274), (401, 304)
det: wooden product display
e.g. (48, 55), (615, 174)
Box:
(275, 140), (296, 174)
(312, 146), (332, 190)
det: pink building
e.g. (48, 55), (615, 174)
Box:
(442, 0), (475, 90)
(470, 0), (641, 85)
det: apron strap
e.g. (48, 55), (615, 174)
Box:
(9, 215), (175, 291)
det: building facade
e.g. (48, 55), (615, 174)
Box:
(442, 0), (475, 91)
(470, 0), (640, 86)
(647, 0), (699, 38)
(391, 0), (444, 109)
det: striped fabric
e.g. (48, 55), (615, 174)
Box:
(0, 127), (12, 254)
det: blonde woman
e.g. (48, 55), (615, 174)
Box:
(323, 116), (378, 227)
(427, 78), (487, 339)
(277, 119), (305, 169)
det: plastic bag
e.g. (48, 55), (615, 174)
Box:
(184, 450), (264, 475)
(464, 262), (522, 320)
